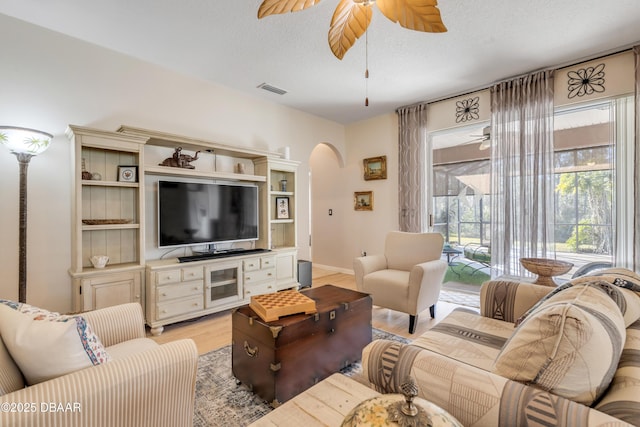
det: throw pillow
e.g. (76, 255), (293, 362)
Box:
(0, 302), (110, 385)
(578, 267), (640, 291)
(493, 283), (626, 406)
(514, 267), (640, 327)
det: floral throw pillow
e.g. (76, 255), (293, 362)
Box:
(0, 300), (111, 385)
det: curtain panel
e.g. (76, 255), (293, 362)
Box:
(397, 104), (428, 232)
(490, 70), (555, 276)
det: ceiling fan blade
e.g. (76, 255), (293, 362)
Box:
(377, 0), (447, 33)
(258, 0), (322, 18)
(329, 0), (372, 60)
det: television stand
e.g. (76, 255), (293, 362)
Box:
(178, 248), (270, 263)
(146, 247), (297, 335)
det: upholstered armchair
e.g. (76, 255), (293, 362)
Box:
(353, 231), (447, 333)
(0, 302), (198, 427)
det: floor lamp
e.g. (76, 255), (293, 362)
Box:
(0, 126), (53, 303)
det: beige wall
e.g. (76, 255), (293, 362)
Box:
(0, 15), (346, 312)
(311, 113), (399, 271)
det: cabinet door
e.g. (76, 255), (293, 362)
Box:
(81, 271), (142, 312)
(275, 251), (297, 289)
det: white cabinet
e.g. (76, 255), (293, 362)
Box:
(275, 249), (297, 289)
(67, 125), (148, 313)
(67, 125), (302, 325)
(75, 269), (143, 313)
(146, 251), (292, 335)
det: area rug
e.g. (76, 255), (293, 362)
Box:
(193, 328), (409, 427)
(438, 289), (481, 309)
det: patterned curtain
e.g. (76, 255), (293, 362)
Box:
(397, 104), (428, 232)
(634, 45), (640, 270)
(490, 70), (555, 276)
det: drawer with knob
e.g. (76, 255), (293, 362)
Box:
(156, 280), (203, 302)
(243, 268), (275, 285)
(156, 296), (203, 320)
(244, 282), (275, 299)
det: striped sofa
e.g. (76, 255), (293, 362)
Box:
(0, 303), (198, 427)
(362, 276), (640, 427)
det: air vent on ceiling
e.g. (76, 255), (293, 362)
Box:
(257, 83), (287, 95)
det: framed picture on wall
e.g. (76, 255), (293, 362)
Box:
(354, 191), (373, 211)
(276, 196), (290, 219)
(363, 156), (387, 180)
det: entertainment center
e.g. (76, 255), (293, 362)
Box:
(67, 125), (300, 335)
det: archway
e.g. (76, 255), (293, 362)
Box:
(308, 143), (345, 267)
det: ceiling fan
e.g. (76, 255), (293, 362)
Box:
(257, 0), (447, 60)
(465, 126), (491, 150)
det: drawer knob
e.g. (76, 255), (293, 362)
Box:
(162, 310), (167, 313)
(193, 287), (199, 291)
(162, 293), (167, 297)
(268, 273), (273, 276)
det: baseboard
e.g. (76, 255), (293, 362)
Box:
(313, 263), (354, 275)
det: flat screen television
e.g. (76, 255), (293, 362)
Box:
(157, 180), (259, 248)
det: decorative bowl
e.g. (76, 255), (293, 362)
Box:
(90, 255), (109, 269)
(520, 257), (573, 286)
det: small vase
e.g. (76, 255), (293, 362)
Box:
(280, 179), (287, 192)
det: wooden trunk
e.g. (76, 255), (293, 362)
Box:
(232, 285), (372, 406)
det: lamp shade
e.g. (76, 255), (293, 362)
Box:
(0, 126), (53, 156)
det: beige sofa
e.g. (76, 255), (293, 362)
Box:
(0, 302), (198, 427)
(361, 276), (640, 427)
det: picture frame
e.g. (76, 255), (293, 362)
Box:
(276, 196), (290, 219)
(354, 191), (373, 211)
(363, 156), (387, 181)
(118, 165), (138, 182)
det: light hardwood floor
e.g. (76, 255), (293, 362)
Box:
(148, 271), (462, 355)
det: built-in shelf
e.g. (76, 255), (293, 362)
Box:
(144, 165), (266, 182)
(82, 180), (139, 188)
(270, 191), (294, 196)
(271, 219), (294, 224)
(82, 224), (140, 231)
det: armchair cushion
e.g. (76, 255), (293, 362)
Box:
(493, 283), (626, 405)
(385, 231), (443, 271)
(0, 303), (110, 385)
(361, 269), (410, 312)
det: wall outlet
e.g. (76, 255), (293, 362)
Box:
(361, 251), (367, 256)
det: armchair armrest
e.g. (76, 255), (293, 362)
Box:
(81, 303), (146, 347)
(362, 339), (630, 427)
(408, 259), (447, 312)
(0, 339), (198, 427)
(353, 255), (387, 291)
(480, 280), (552, 323)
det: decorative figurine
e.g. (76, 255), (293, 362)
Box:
(159, 147), (201, 169)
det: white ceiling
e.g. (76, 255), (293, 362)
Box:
(1, 0), (639, 125)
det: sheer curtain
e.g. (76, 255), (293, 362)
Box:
(490, 70), (555, 276)
(397, 104), (429, 232)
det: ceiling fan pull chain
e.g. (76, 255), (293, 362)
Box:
(365, 27), (370, 107)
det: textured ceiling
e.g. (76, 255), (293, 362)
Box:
(1, 0), (639, 124)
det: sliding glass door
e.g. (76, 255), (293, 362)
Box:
(429, 95), (634, 280)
